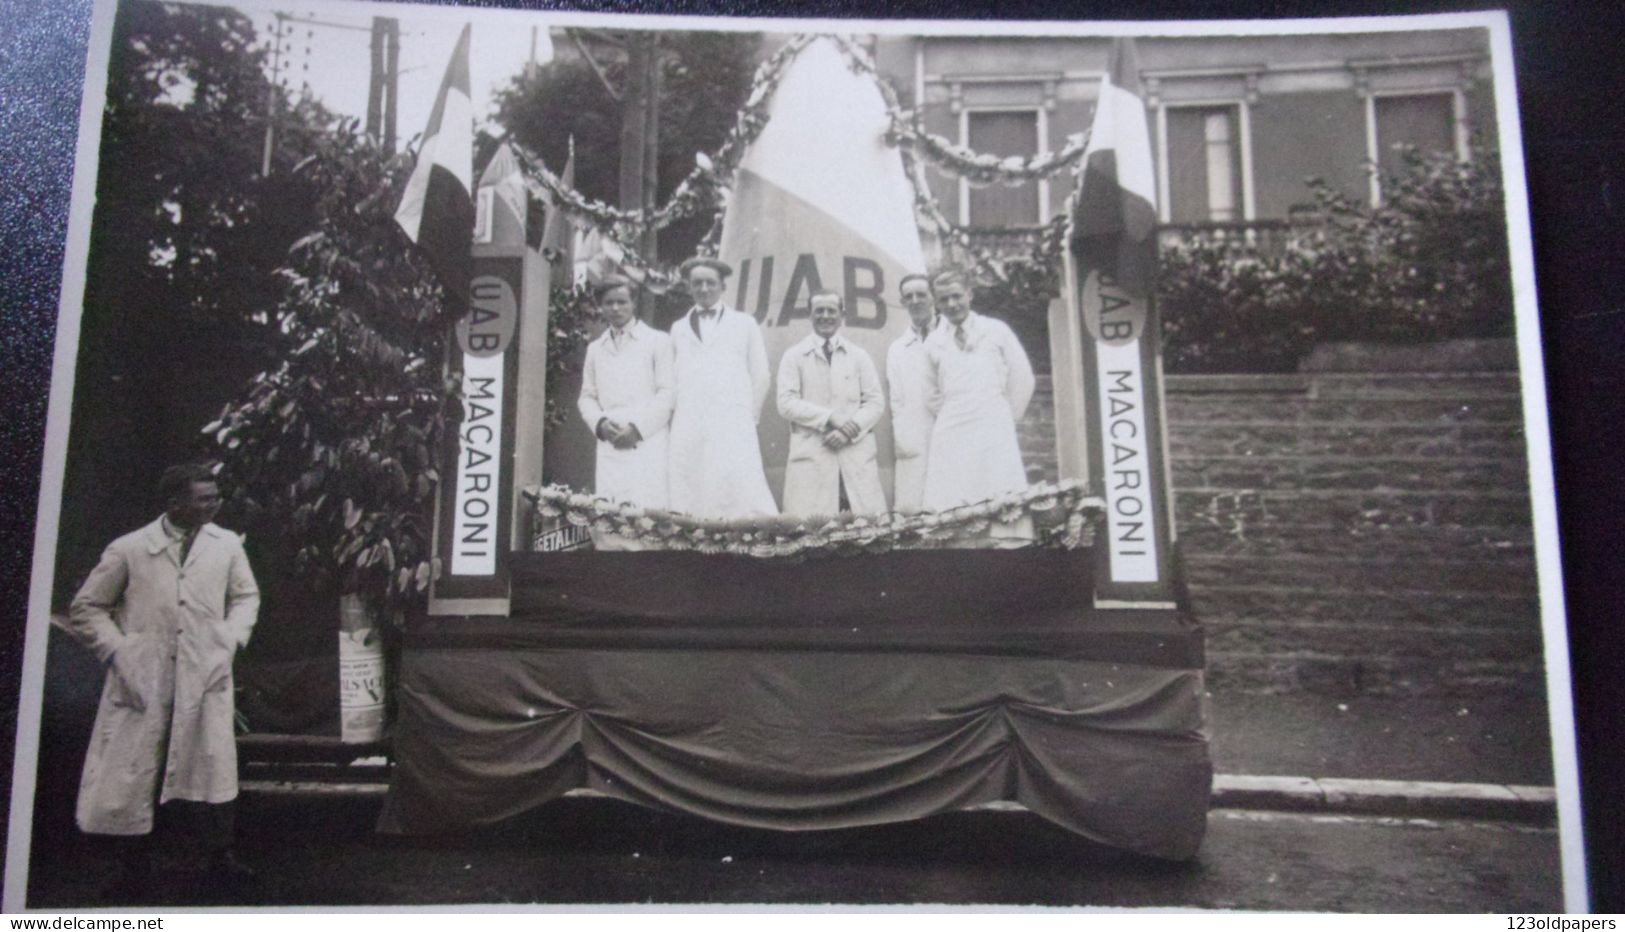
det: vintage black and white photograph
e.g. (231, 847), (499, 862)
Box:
(4, 0), (1585, 912)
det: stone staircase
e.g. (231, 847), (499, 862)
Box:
(1022, 370), (1547, 697)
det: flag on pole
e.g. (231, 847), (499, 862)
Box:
(394, 24), (475, 304)
(1071, 37), (1158, 303)
(474, 141), (526, 248)
(539, 139), (576, 274)
(1066, 36), (1175, 595)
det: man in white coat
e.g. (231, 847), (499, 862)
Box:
(885, 273), (940, 513)
(64, 463), (260, 898)
(577, 275), (674, 510)
(666, 257), (778, 519)
(777, 289), (887, 517)
(921, 269), (1037, 536)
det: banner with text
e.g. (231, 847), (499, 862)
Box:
(717, 37), (927, 506)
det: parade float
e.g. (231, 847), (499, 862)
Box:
(375, 33), (1209, 860)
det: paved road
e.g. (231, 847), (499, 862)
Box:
(23, 794), (1561, 911)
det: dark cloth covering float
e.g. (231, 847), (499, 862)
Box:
(379, 549), (1211, 860)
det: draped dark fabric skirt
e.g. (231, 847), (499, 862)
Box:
(378, 549), (1211, 860)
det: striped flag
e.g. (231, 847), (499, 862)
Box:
(1072, 37), (1158, 303)
(1066, 37), (1175, 596)
(394, 24), (475, 304)
(539, 140), (576, 272)
(474, 141), (527, 248)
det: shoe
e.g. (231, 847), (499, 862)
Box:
(206, 849), (257, 886)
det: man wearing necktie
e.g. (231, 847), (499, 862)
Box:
(665, 257), (779, 519)
(578, 275), (674, 512)
(63, 463), (261, 899)
(776, 289), (888, 517)
(921, 268), (1037, 538)
(885, 273), (941, 513)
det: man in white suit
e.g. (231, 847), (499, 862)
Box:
(577, 276), (674, 509)
(776, 290), (887, 517)
(666, 257), (778, 519)
(885, 273), (939, 513)
(922, 269), (1036, 533)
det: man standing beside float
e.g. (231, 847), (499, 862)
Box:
(666, 257), (779, 519)
(577, 275), (674, 510)
(776, 289), (887, 517)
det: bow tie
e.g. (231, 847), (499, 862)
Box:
(695, 307), (719, 319)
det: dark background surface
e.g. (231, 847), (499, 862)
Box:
(2, 0), (1621, 912)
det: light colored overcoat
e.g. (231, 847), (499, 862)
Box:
(578, 319), (675, 509)
(922, 311), (1036, 511)
(667, 304), (779, 519)
(885, 320), (939, 513)
(64, 518), (259, 835)
(776, 332), (888, 517)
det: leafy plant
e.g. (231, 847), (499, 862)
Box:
(1157, 143), (1512, 372)
(492, 30), (759, 260)
(205, 127), (451, 620)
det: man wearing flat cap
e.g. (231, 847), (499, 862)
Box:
(666, 256), (779, 519)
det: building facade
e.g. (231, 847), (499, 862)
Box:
(869, 29), (1496, 239)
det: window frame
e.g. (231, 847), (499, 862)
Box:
(957, 104), (1050, 227)
(1154, 96), (1257, 225)
(1363, 87), (1470, 206)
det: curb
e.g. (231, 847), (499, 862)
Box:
(239, 773), (1558, 824)
(1209, 774), (1556, 824)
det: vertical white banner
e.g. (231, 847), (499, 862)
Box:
(451, 351), (504, 575)
(1094, 338), (1159, 582)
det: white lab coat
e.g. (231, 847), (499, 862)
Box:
(64, 518), (259, 835)
(577, 320), (674, 509)
(922, 311), (1036, 513)
(667, 304), (778, 519)
(885, 321), (940, 513)
(776, 332), (888, 517)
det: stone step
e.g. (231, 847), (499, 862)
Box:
(1170, 454), (1529, 494)
(1167, 421), (1526, 459)
(1076, 372), (1526, 400)
(1166, 395), (1525, 425)
(1204, 651), (1547, 698)
(1175, 488), (1533, 533)
(1176, 520), (1535, 561)
(1184, 554), (1539, 597)
(1301, 372), (1525, 398)
(1203, 617), (1544, 662)
(1187, 586), (1542, 630)
(1189, 587), (1540, 633)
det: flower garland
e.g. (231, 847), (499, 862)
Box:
(508, 33), (1094, 283)
(823, 36), (1090, 187)
(526, 481), (1102, 558)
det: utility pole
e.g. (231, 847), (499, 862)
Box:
(366, 18), (384, 140)
(641, 37), (660, 266)
(383, 18), (400, 154)
(262, 12), (288, 177)
(365, 17), (401, 154)
(617, 31), (662, 305)
(618, 32), (652, 231)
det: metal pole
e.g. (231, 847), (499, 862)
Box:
(261, 13), (285, 177)
(383, 18), (400, 155)
(366, 18), (384, 141)
(642, 38), (661, 266)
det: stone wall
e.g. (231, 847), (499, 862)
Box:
(1019, 369), (1545, 697)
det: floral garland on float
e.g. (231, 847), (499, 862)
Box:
(506, 32), (1093, 285)
(525, 481), (1103, 558)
